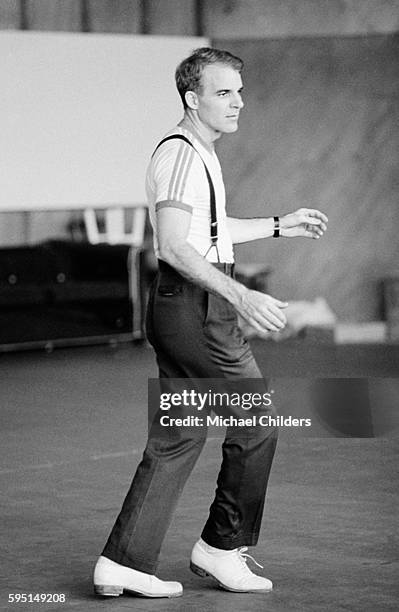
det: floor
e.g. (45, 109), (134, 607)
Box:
(0, 342), (398, 611)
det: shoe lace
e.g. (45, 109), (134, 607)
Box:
(237, 547), (264, 572)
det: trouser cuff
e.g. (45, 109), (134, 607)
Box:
(101, 544), (158, 575)
(200, 530), (258, 550)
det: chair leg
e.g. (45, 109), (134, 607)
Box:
(128, 247), (144, 340)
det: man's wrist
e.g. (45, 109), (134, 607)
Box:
(277, 214), (288, 237)
(226, 279), (248, 308)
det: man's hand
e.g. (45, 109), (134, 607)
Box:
(234, 289), (288, 334)
(280, 208), (328, 239)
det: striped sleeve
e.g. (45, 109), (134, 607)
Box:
(152, 140), (196, 208)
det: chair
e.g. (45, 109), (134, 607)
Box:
(83, 206), (147, 339)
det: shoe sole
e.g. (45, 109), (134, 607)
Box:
(190, 561), (272, 593)
(94, 584), (182, 598)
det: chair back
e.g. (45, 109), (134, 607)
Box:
(84, 206), (147, 247)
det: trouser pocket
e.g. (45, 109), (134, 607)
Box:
(157, 285), (183, 296)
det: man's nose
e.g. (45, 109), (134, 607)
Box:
(231, 93), (244, 109)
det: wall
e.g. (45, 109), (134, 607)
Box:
(2, 1), (399, 36)
(214, 35), (399, 321)
(1, 0), (399, 321)
(203, 0), (399, 38)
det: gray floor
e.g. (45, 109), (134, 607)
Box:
(1, 343), (398, 611)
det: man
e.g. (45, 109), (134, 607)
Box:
(93, 47), (328, 599)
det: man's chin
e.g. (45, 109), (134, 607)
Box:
(222, 123), (239, 133)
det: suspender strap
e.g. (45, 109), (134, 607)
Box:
(152, 135), (218, 247)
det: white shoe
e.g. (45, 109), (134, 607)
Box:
(190, 540), (273, 593)
(93, 555), (183, 598)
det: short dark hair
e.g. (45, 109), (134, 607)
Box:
(175, 47), (243, 109)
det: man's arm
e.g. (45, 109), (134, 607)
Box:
(227, 208), (328, 244)
(157, 205), (288, 334)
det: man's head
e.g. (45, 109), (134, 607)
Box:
(175, 47), (244, 136)
(175, 47), (243, 110)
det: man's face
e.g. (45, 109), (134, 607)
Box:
(192, 63), (244, 135)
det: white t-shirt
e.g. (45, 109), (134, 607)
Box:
(145, 125), (234, 263)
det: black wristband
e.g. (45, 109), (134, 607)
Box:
(273, 216), (280, 238)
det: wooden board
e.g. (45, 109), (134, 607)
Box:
(0, 31), (208, 210)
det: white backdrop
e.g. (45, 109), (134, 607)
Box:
(0, 31), (208, 211)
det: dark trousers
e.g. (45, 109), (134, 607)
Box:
(102, 261), (278, 574)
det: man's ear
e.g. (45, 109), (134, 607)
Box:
(185, 90), (198, 110)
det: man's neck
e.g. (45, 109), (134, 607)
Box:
(179, 112), (220, 152)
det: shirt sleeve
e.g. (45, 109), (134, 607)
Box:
(152, 140), (196, 213)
